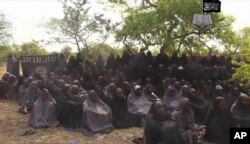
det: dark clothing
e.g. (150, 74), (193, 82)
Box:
(106, 54), (115, 69)
(110, 96), (141, 129)
(231, 99), (250, 127)
(145, 113), (186, 144)
(187, 95), (208, 124)
(56, 95), (84, 129)
(121, 51), (130, 66)
(205, 109), (236, 144)
(95, 55), (105, 71)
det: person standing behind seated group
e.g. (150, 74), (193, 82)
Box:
(29, 89), (59, 128)
(81, 90), (113, 137)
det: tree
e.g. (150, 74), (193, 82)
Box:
(61, 45), (73, 60)
(13, 40), (48, 56)
(0, 12), (12, 45)
(232, 27), (250, 81)
(0, 45), (10, 65)
(47, 0), (119, 62)
(106, 0), (235, 55)
(81, 42), (122, 63)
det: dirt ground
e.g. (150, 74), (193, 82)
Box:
(0, 100), (143, 144)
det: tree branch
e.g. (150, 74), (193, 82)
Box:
(123, 36), (132, 55)
(144, 0), (157, 8)
(173, 31), (199, 40)
(176, 36), (186, 54)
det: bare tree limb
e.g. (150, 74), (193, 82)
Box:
(144, 0), (157, 8)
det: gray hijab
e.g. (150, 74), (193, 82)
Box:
(127, 85), (152, 115)
(163, 86), (181, 114)
(28, 89), (59, 128)
(24, 81), (41, 108)
(81, 90), (113, 136)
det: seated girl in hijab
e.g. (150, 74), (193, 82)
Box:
(204, 97), (236, 144)
(143, 84), (159, 102)
(81, 90), (113, 137)
(145, 100), (187, 144)
(23, 81), (41, 112)
(110, 87), (141, 129)
(231, 94), (250, 127)
(177, 85), (190, 98)
(59, 85), (85, 129)
(127, 85), (152, 116)
(163, 86), (181, 114)
(29, 89), (59, 128)
(18, 80), (30, 114)
(172, 98), (197, 144)
(187, 88), (207, 123)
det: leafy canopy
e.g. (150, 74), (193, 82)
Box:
(105, 0), (235, 55)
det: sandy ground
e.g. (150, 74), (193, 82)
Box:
(0, 100), (143, 144)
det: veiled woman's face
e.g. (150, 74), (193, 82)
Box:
(115, 88), (123, 98)
(135, 88), (142, 96)
(241, 97), (250, 107)
(147, 85), (154, 93)
(31, 82), (38, 89)
(233, 87), (240, 96)
(41, 91), (49, 101)
(155, 102), (165, 115)
(89, 90), (100, 102)
(168, 89), (176, 97)
(216, 99), (227, 111)
(189, 89), (197, 97)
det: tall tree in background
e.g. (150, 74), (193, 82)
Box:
(106, 0), (235, 55)
(232, 27), (250, 81)
(61, 45), (73, 60)
(47, 0), (118, 62)
(13, 40), (48, 56)
(0, 45), (10, 65)
(82, 42), (123, 62)
(0, 13), (12, 45)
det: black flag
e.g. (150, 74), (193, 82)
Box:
(203, 0), (221, 13)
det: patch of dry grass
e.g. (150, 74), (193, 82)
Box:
(0, 66), (5, 78)
(0, 101), (143, 144)
(0, 65), (143, 143)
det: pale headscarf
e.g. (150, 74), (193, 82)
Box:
(127, 85), (152, 115)
(28, 89), (59, 128)
(24, 81), (41, 109)
(163, 86), (181, 114)
(81, 90), (113, 136)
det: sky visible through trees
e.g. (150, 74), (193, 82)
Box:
(0, 0), (249, 52)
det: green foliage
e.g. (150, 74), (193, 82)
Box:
(61, 45), (73, 61)
(232, 27), (250, 81)
(47, 0), (118, 61)
(50, 51), (59, 55)
(0, 13), (12, 45)
(81, 43), (123, 63)
(232, 62), (250, 81)
(107, 0), (235, 55)
(0, 45), (10, 65)
(13, 40), (48, 56)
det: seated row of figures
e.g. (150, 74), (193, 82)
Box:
(24, 83), (248, 144)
